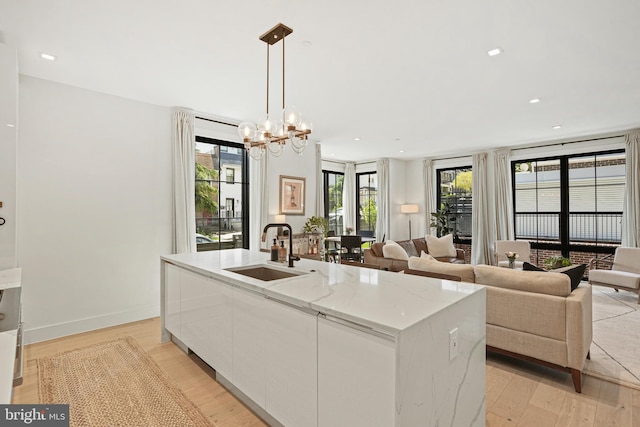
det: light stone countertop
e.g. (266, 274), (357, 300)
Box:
(162, 249), (483, 336)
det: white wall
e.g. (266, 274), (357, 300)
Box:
(0, 44), (18, 269)
(264, 146), (318, 244)
(18, 76), (172, 343)
(405, 159), (426, 239)
(388, 159), (409, 241)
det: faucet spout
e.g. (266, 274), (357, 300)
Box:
(262, 223), (300, 267)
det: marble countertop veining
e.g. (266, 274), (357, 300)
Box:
(162, 249), (483, 335)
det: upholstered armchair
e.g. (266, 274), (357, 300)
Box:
(588, 247), (640, 303)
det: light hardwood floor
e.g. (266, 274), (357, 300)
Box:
(11, 317), (640, 427)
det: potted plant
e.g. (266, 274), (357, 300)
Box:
(302, 216), (328, 237)
(544, 256), (572, 270)
(430, 202), (456, 237)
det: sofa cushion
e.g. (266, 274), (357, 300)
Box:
(382, 240), (409, 260)
(397, 240), (419, 257)
(425, 234), (456, 258)
(523, 262), (587, 291)
(589, 269), (640, 290)
(408, 256), (476, 283)
(420, 251), (436, 261)
(474, 264), (571, 297)
(412, 238), (428, 256)
(369, 242), (385, 257)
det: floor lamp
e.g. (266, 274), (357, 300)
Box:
(400, 204), (419, 240)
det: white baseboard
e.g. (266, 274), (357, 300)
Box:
(23, 305), (160, 345)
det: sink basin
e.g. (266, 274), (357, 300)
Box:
(225, 265), (307, 281)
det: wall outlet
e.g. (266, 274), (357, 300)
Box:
(449, 328), (458, 361)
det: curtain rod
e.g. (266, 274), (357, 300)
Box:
(432, 133), (626, 162)
(195, 115), (238, 127)
(511, 134), (625, 152)
(322, 159), (377, 166)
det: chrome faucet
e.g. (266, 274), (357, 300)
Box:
(262, 223), (300, 268)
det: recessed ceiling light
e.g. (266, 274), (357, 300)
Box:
(302, 40), (312, 47)
(552, 125), (562, 129)
(40, 52), (57, 61)
(6, 123), (15, 127)
(330, 153), (335, 157)
(399, 150), (405, 153)
(487, 47), (503, 57)
(353, 137), (360, 141)
(529, 98), (541, 104)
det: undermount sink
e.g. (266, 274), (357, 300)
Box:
(225, 265), (307, 281)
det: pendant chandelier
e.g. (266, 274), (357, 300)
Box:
(237, 23), (312, 161)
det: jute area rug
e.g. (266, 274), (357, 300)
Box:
(583, 284), (640, 390)
(38, 336), (213, 427)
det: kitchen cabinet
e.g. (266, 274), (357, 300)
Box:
(263, 297), (317, 427)
(181, 269), (233, 380)
(164, 263), (181, 337)
(232, 286), (267, 407)
(317, 316), (395, 427)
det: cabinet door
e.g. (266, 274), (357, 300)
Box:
(232, 287), (266, 408)
(318, 317), (396, 427)
(264, 299), (317, 427)
(181, 269), (233, 379)
(164, 263), (181, 338)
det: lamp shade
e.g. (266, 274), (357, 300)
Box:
(400, 204), (419, 214)
(275, 214), (286, 223)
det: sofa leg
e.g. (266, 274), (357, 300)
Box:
(587, 351), (591, 360)
(571, 369), (582, 393)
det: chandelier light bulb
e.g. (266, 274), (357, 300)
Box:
(283, 106), (301, 129)
(237, 121), (257, 141)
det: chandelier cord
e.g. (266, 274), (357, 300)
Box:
(266, 43), (270, 115)
(282, 33), (285, 111)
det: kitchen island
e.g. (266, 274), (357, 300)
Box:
(161, 249), (486, 427)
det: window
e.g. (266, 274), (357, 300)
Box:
(323, 171), (344, 235)
(195, 137), (249, 251)
(513, 150), (624, 259)
(436, 167), (472, 241)
(226, 168), (235, 183)
(356, 172), (377, 234)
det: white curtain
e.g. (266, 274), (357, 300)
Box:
(423, 159), (435, 236)
(622, 130), (640, 247)
(376, 159), (390, 242)
(171, 109), (196, 254)
(493, 148), (514, 241)
(249, 152), (269, 250)
(315, 143), (324, 217)
(471, 153), (491, 265)
(342, 162), (356, 233)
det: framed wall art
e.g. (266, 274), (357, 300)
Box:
(279, 175), (305, 215)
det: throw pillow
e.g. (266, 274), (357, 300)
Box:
(523, 262), (587, 291)
(420, 251), (436, 261)
(425, 234), (456, 258)
(382, 240), (409, 260)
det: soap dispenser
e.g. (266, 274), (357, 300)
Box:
(278, 240), (287, 262)
(270, 238), (279, 262)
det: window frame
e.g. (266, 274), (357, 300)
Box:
(195, 136), (249, 251)
(323, 170), (344, 235)
(356, 171), (377, 234)
(435, 165), (473, 244)
(511, 148), (624, 257)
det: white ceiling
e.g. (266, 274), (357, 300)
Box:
(2, 0), (640, 161)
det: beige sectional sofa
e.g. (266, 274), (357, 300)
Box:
(406, 258), (592, 392)
(363, 238), (465, 272)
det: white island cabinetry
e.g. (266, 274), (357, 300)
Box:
(161, 250), (486, 427)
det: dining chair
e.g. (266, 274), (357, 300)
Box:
(325, 230), (339, 262)
(340, 235), (363, 262)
